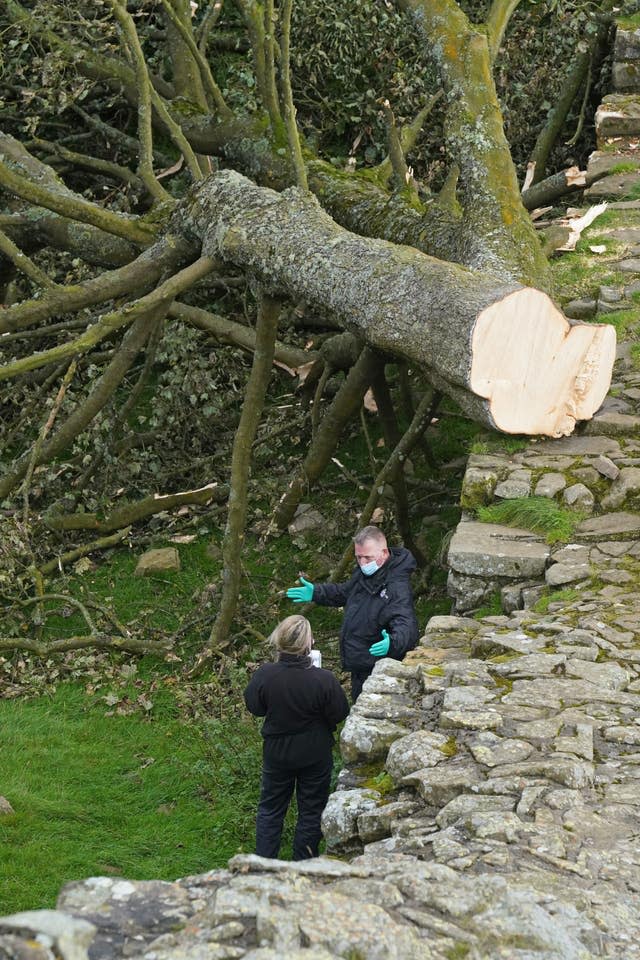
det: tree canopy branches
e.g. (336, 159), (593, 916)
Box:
(0, 0), (616, 659)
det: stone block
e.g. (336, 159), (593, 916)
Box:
(563, 299), (597, 320)
(447, 522), (550, 579)
(321, 789), (380, 846)
(615, 28), (640, 62)
(134, 547), (180, 575)
(596, 94), (640, 140)
(385, 730), (450, 782)
(562, 483), (595, 511)
(602, 466), (640, 510)
(340, 714), (409, 764)
(460, 467), (498, 509)
(577, 511), (640, 541)
(534, 472), (566, 498)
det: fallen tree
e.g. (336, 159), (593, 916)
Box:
(0, 0), (618, 658)
(186, 169), (615, 439)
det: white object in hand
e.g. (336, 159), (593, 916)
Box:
(309, 649), (322, 668)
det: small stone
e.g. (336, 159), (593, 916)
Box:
(385, 730), (449, 781)
(534, 472), (566, 498)
(563, 299), (597, 320)
(563, 483), (595, 511)
(134, 547), (180, 576)
(602, 467), (640, 511)
(545, 562), (590, 586)
(494, 478), (531, 499)
(599, 285), (623, 303)
(592, 455), (620, 480)
(287, 504), (327, 535)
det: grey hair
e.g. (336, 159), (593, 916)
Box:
(269, 615), (313, 656)
(353, 525), (387, 547)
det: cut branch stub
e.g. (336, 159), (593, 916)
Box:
(188, 170), (615, 438)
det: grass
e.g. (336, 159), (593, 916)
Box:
(0, 682), (264, 913)
(532, 587), (581, 615)
(0, 399), (494, 914)
(469, 434), (529, 456)
(473, 591), (503, 619)
(476, 497), (586, 545)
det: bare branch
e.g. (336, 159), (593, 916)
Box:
(0, 228), (57, 290)
(0, 257), (217, 382)
(189, 291), (280, 674)
(279, 0), (308, 190)
(0, 140), (154, 246)
(39, 528), (132, 576)
(159, 0), (232, 117)
(485, 0), (523, 61)
(0, 236), (194, 335)
(109, 0), (172, 202)
(44, 483), (229, 532)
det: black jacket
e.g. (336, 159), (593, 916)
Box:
(312, 546), (419, 672)
(244, 653), (350, 767)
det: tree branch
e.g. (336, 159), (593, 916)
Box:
(279, 0), (308, 190)
(0, 257), (217, 381)
(0, 136), (154, 246)
(189, 291), (280, 674)
(485, 0), (523, 61)
(109, 0), (172, 202)
(0, 235), (194, 334)
(159, 0), (232, 117)
(0, 227), (57, 290)
(44, 483), (228, 532)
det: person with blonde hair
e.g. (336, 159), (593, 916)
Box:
(244, 615), (349, 860)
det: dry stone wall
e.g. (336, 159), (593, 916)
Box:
(4, 21), (640, 960)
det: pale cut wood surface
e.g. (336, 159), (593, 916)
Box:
(471, 289), (617, 436)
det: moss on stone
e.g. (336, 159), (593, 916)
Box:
(439, 736), (458, 757)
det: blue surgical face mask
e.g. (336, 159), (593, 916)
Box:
(360, 560), (379, 576)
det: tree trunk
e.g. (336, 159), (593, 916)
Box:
(186, 170), (616, 438)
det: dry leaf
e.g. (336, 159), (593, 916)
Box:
(371, 507), (385, 523)
(589, 245), (606, 254)
(363, 389), (378, 413)
(73, 557), (95, 574)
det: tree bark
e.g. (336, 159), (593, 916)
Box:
(190, 291), (280, 673)
(44, 483), (228, 533)
(186, 169), (615, 439)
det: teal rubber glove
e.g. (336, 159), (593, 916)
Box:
(369, 628), (390, 657)
(286, 576), (314, 603)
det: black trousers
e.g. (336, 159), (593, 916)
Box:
(350, 668), (373, 702)
(255, 753), (333, 860)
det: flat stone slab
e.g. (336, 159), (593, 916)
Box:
(585, 171), (640, 200)
(447, 522), (550, 579)
(576, 512), (640, 541)
(525, 436), (622, 457)
(586, 152), (640, 178)
(582, 411), (640, 436)
(596, 94), (640, 139)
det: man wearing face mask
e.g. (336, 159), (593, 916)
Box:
(286, 526), (419, 701)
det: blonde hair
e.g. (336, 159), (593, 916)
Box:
(269, 615), (313, 656)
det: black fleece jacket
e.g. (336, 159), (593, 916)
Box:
(244, 653), (349, 767)
(311, 546), (419, 672)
